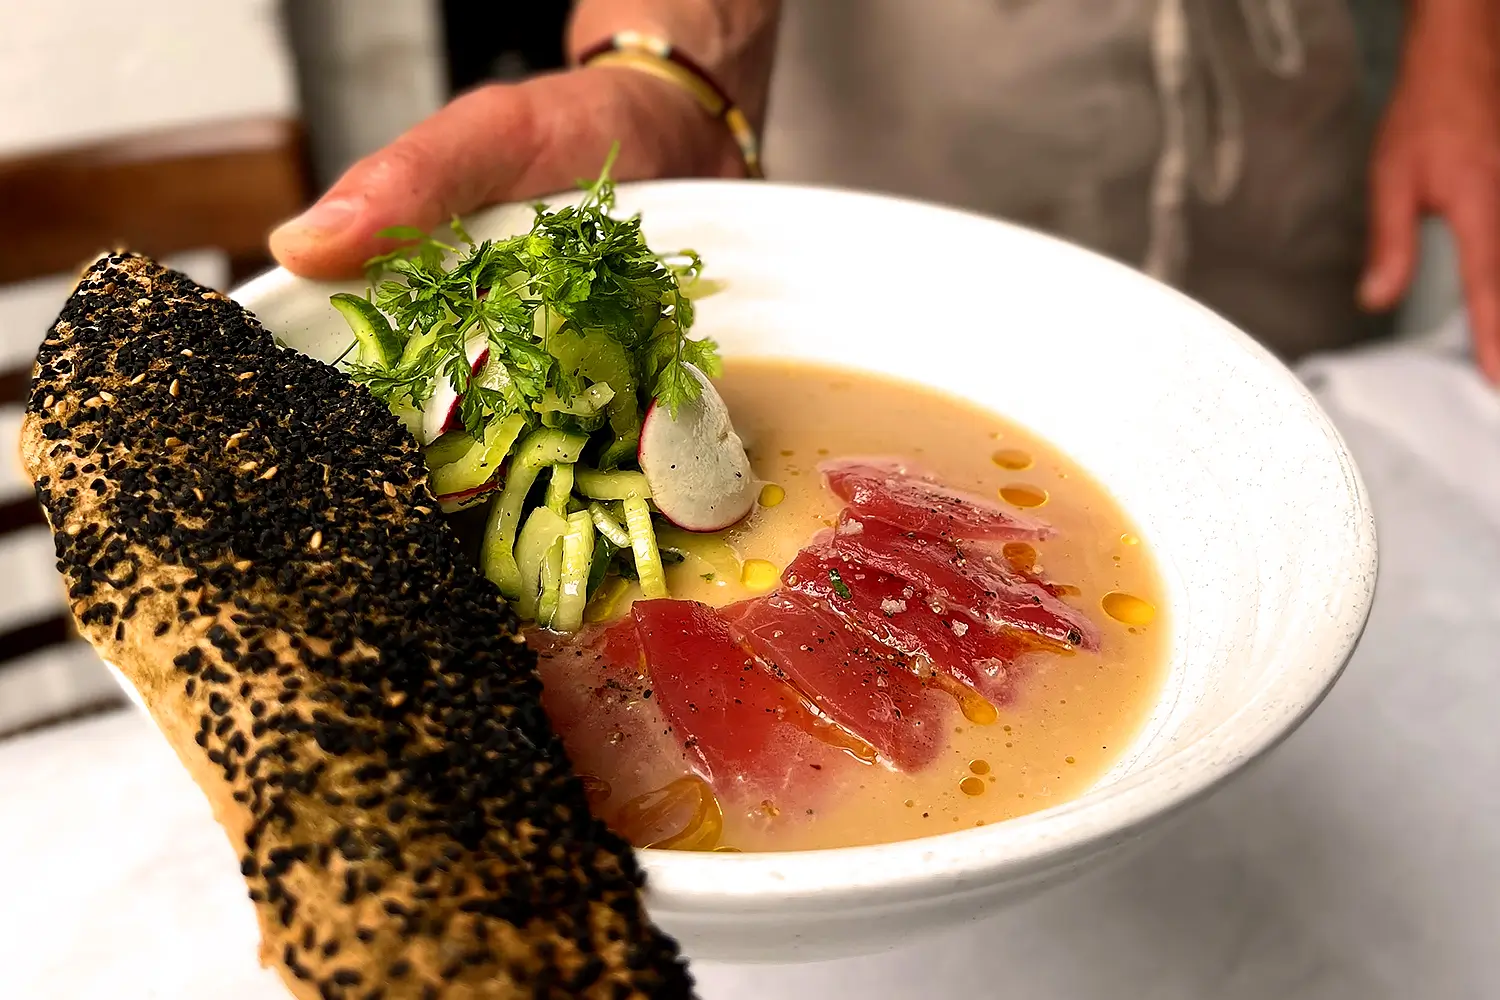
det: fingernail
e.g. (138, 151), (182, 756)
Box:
(273, 197), (360, 239)
(1357, 271), (1387, 308)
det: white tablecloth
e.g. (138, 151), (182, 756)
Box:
(3, 322), (1497, 999)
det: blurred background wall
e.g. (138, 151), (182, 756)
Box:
(0, 0), (306, 731)
(282, 0), (447, 187)
(0, 1), (297, 158)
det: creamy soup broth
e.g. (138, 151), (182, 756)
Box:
(583, 358), (1168, 851)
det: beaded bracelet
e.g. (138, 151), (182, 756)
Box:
(577, 31), (764, 179)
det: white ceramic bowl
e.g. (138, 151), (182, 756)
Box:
(226, 180), (1376, 964)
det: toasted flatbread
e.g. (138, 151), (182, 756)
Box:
(22, 253), (694, 1000)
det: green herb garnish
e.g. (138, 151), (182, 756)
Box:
(828, 568), (852, 600)
(341, 144), (721, 440)
(330, 147), (734, 635)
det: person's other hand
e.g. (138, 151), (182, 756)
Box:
(269, 67), (743, 280)
(1361, 1), (1500, 383)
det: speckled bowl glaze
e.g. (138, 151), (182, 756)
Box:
(223, 181), (1377, 964)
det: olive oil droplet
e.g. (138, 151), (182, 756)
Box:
(1000, 484), (1048, 508)
(1101, 591), (1156, 626)
(741, 559), (781, 593)
(758, 483), (786, 507)
(959, 776), (986, 796)
(1002, 541), (1037, 574)
(958, 693), (998, 725)
(991, 448), (1033, 470)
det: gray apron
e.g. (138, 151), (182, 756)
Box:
(765, 0), (1371, 358)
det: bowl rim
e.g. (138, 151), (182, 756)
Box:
(232, 178), (1378, 908)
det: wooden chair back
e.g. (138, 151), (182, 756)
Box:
(0, 116), (310, 727)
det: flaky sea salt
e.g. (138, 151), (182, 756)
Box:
(975, 658), (1007, 681)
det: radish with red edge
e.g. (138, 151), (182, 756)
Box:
(419, 329), (490, 444)
(637, 364), (757, 532)
(434, 479), (498, 513)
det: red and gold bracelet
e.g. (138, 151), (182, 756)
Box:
(577, 31), (764, 179)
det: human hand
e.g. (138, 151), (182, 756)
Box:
(1360, 0), (1500, 383)
(269, 67), (744, 280)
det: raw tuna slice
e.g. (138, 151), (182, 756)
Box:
(630, 599), (841, 809)
(531, 622), (705, 847)
(821, 458), (1050, 543)
(783, 545), (1035, 703)
(831, 510), (1099, 650)
(725, 594), (950, 771)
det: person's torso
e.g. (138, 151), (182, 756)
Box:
(764, 0), (1375, 355)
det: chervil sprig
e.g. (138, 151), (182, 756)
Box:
(337, 145), (718, 444)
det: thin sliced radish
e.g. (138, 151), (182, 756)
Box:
(434, 479), (498, 513)
(637, 364), (756, 531)
(419, 329), (490, 444)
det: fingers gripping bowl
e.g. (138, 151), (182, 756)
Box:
(228, 182), (1369, 961)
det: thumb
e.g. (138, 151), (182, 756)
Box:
(1358, 154), (1421, 311)
(270, 68), (735, 279)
